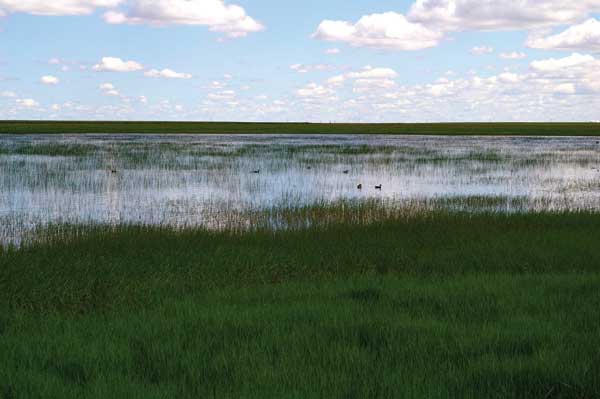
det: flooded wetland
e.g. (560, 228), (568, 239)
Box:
(1, 133), (600, 246)
(2, 130), (600, 398)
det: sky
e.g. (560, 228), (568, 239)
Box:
(1, 0), (600, 122)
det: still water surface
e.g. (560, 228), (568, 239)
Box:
(1, 134), (599, 245)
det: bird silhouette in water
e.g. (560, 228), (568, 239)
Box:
(375, 184), (382, 190)
(343, 170), (349, 174)
(110, 169), (117, 174)
(357, 184), (362, 190)
(307, 166), (312, 170)
(252, 169), (260, 174)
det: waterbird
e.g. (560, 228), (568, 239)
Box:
(343, 170), (349, 174)
(110, 169), (117, 174)
(375, 184), (382, 190)
(357, 184), (362, 190)
(252, 169), (260, 174)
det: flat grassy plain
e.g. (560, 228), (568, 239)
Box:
(2, 121), (600, 136)
(2, 211), (600, 398)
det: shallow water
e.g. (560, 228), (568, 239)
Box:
(1, 134), (600, 245)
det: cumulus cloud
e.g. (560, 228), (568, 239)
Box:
(0, 0), (122, 16)
(40, 75), (59, 85)
(296, 83), (336, 99)
(314, 1), (600, 52)
(290, 64), (332, 73)
(313, 12), (443, 51)
(281, 50), (600, 122)
(103, 0), (264, 38)
(470, 45), (493, 55)
(93, 57), (143, 72)
(499, 51), (527, 60)
(527, 53), (600, 93)
(99, 83), (115, 90)
(530, 53), (595, 72)
(144, 68), (192, 79)
(347, 67), (397, 79)
(498, 72), (523, 83)
(353, 78), (396, 92)
(327, 66), (398, 88)
(408, 0), (600, 32)
(527, 18), (600, 52)
(99, 82), (119, 96)
(207, 90), (236, 101)
(325, 48), (341, 54)
(16, 98), (39, 107)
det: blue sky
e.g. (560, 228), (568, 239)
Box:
(1, 0), (600, 122)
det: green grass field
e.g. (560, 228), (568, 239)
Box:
(2, 121), (600, 136)
(2, 211), (600, 398)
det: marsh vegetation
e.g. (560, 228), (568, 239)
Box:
(1, 133), (600, 398)
(2, 134), (600, 247)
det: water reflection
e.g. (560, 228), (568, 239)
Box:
(1, 134), (599, 246)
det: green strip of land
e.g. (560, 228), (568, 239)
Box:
(2, 121), (600, 136)
(1, 212), (600, 398)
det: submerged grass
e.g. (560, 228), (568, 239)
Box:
(1, 211), (600, 397)
(0, 143), (97, 157)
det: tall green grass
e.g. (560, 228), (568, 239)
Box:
(1, 212), (600, 397)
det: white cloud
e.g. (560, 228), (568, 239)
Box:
(99, 83), (115, 91)
(527, 18), (600, 52)
(103, 0), (264, 38)
(408, 0), (600, 32)
(144, 68), (192, 79)
(313, 12), (443, 51)
(325, 48), (341, 54)
(99, 82), (119, 96)
(530, 53), (595, 72)
(528, 53), (600, 93)
(40, 75), (59, 85)
(1, 91), (16, 97)
(0, 0), (122, 16)
(280, 49), (600, 122)
(498, 72), (523, 83)
(207, 90), (236, 100)
(327, 66), (399, 87)
(93, 57), (143, 72)
(552, 83), (577, 94)
(290, 64), (332, 73)
(296, 83), (336, 99)
(326, 75), (346, 86)
(314, 1), (600, 53)
(470, 45), (493, 55)
(353, 78), (396, 93)
(499, 51), (527, 60)
(16, 98), (39, 107)
(347, 66), (398, 79)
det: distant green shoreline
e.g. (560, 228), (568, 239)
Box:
(2, 121), (600, 136)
